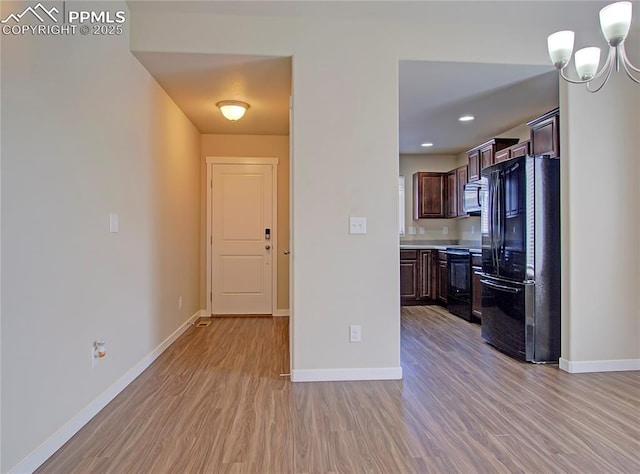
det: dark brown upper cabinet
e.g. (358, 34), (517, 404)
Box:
(468, 149), (481, 181)
(480, 142), (495, 170)
(510, 140), (530, 158)
(456, 165), (468, 217)
(413, 172), (445, 219)
(528, 108), (559, 158)
(494, 148), (510, 164)
(444, 165), (468, 218)
(467, 138), (519, 180)
(494, 140), (531, 164)
(445, 171), (457, 218)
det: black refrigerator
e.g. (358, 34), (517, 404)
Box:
(480, 155), (560, 363)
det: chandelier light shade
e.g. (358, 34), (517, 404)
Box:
(575, 47), (601, 80)
(548, 30), (575, 69)
(216, 100), (250, 121)
(547, 1), (639, 93)
(600, 1), (632, 45)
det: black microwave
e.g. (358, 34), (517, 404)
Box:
(463, 178), (487, 215)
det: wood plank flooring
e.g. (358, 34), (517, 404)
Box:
(37, 307), (640, 473)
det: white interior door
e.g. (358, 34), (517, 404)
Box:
(211, 163), (273, 315)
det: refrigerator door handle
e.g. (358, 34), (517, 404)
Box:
(491, 172), (499, 269)
(499, 174), (506, 256)
(495, 174), (500, 251)
(480, 279), (521, 294)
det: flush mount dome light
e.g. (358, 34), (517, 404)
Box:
(421, 142), (434, 147)
(216, 100), (250, 121)
(458, 115), (475, 122)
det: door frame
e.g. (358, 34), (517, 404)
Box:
(206, 156), (279, 316)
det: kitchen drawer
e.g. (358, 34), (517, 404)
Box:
(471, 254), (482, 267)
(400, 249), (418, 260)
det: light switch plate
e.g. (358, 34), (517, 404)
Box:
(349, 217), (367, 234)
(109, 213), (119, 233)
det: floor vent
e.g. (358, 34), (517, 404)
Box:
(195, 319), (212, 328)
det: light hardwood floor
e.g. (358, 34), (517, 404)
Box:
(37, 306), (640, 473)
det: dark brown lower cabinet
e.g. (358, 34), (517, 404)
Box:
(437, 252), (448, 305)
(420, 250), (434, 299)
(400, 250), (419, 302)
(401, 249), (435, 305)
(471, 255), (482, 319)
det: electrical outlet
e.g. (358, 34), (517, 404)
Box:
(471, 225), (476, 235)
(442, 226), (449, 235)
(349, 325), (362, 343)
(91, 341), (106, 368)
(408, 227), (417, 235)
(418, 227), (426, 235)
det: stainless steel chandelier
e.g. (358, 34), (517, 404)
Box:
(547, 1), (639, 93)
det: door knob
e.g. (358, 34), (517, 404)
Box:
(284, 250), (290, 255)
(265, 245), (271, 250)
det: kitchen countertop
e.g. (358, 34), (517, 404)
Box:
(400, 240), (482, 253)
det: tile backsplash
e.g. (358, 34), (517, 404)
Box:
(401, 216), (482, 247)
(402, 219), (460, 241)
(458, 216), (481, 242)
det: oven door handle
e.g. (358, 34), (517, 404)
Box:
(480, 279), (521, 294)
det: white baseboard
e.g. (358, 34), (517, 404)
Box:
(559, 357), (640, 373)
(10, 310), (202, 474)
(291, 366), (402, 382)
(198, 309), (210, 318)
(272, 309), (289, 317)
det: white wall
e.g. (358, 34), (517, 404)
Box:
(399, 154), (460, 241)
(1, 1), (201, 471)
(561, 71), (640, 366)
(200, 134), (290, 312)
(129, 4), (639, 378)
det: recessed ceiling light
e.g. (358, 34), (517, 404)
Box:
(421, 142), (434, 147)
(459, 115), (475, 122)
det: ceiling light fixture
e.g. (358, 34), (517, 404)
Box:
(421, 142), (434, 147)
(548, 1), (639, 93)
(216, 100), (250, 121)
(458, 115), (475, 122)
